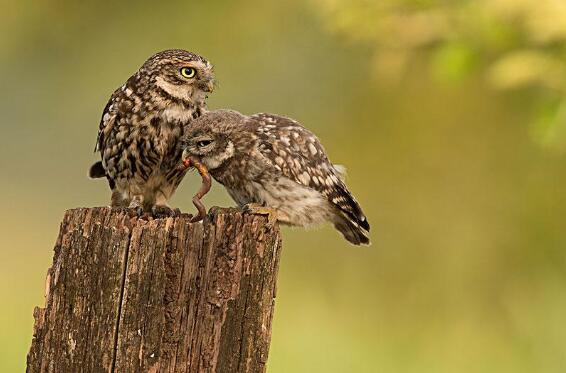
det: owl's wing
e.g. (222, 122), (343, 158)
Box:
(90, 90), (120, 184)
(94, 93), (118, 153)
(251, 113), (369, 231)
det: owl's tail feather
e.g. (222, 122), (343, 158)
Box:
(89, 161), (106, 178)
(334, 214), (371, 246)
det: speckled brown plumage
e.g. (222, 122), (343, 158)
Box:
(180, 109), (370, 245)
(89, 49), (215, 215)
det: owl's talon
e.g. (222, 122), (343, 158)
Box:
(151, 205), (179, 218)
(179, 212), (194, 220)
(113, 206), (144, 218)
(131, 206), (144, 217)
(242, 203), (278, 229)
(112, 207), (127, 215)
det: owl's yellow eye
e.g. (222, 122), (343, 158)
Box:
(180, 67), (196, 78)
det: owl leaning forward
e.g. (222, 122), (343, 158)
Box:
(180, 110), (370, 245)
(89, 49), (215, 216)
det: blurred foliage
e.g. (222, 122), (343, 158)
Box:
(0, 1), (565, 372)
(313, 0), (566, 150)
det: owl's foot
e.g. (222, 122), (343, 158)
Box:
(130, 206), (145, 217)
(112, 206), (145, 218)
(242, 203), (278, 229)
(123, 198), (147, 218)
(151, 205), (181, 218)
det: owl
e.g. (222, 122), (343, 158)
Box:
(89, 49), (215, 216)
(180, 110), (370, 245)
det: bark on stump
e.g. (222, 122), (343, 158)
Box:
(27, 207), (282, 373)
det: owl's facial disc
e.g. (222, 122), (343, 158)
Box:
(184, 131), (234, 171)
(201, 140), (234, 170)
(155, 60), (215, 103)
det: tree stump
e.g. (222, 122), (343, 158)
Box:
(27, 207), (282, 373)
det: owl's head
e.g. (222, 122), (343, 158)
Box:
(181, 110), (247, 170)
(140, 49), (215, 105)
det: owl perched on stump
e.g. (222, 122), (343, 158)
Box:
(180, 110), (370, 245)
(89, 49), (215, 216)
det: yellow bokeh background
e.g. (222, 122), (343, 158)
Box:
(1, 1), (565, 372)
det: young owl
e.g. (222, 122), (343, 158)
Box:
(180, 110), (370, 245)
(89, 49), (215, 216)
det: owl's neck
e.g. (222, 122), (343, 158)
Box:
(160, 102), (206, 124)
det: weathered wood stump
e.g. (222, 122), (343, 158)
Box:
(27, 207), (282, 373)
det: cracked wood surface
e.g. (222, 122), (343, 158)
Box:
(27, 207), (282, 373)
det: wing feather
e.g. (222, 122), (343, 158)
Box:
(95, 97), (118, 152)
(250, 113), (369, 231)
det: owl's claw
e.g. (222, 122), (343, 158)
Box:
(242, 203), (278, 229)
(151, 205), (180, 218)
(131, 206), (145, 218)
(113, 206), (145, 218)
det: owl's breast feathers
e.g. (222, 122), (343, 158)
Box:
(94, 83), (195, 187)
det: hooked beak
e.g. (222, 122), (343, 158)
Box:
(179, 149), (191, 170)
(205, 79), (215, 93)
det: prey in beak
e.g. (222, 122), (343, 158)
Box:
(178, 150), (212, 222)
(178, 148), (192, 171)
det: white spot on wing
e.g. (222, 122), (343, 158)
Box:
(333, 164), (347, 181)
(280, 136), (290, 146)
(298, 171), (311, 185)
(274, 156), (285, 166)
(308, 143), (317, 155)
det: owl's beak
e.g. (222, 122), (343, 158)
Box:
(182, 148), (191, 162)
(205, 79), (215, 93)
(178, 149), (191, 170)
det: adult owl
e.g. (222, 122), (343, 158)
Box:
(180, 110), (370, 245)
(89, 49), (215, 216)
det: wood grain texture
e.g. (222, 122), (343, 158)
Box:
(27, 207), (282, 373)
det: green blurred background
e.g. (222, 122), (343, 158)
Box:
(1, 0), (566, 372)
